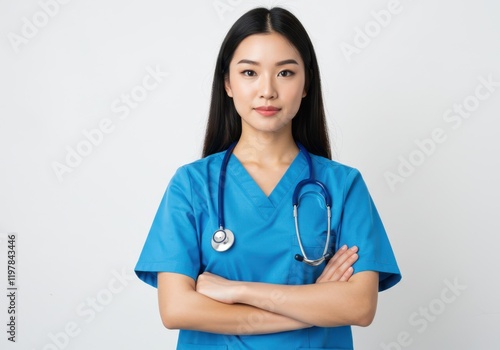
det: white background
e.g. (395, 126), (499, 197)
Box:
(1, 0), (499, 349)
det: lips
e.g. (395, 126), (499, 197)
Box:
(255, 106), (280, 111)
(254, 106), (281, 116)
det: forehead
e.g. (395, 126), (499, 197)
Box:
(231, 32), (303, 64)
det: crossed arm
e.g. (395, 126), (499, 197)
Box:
(157, 245), (378, 335)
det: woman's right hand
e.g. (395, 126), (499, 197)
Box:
(315, 245), (358, 283)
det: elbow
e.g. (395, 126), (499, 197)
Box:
(316, 301), (377, 328)
(160, 309), (180, 330)
(353, 308), (376, 327)
(352, 299), (377, 327)
(157, 272), (198, 330)
(160, 302), (189, 330)
(161, 317), (179, 330)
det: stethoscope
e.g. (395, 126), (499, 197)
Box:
(211, 142), (333, 266)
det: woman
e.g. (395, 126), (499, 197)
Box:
(135, 7), (401, 349)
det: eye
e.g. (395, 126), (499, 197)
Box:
(278, 70), (295, 77)
(242, 70), (256, 77)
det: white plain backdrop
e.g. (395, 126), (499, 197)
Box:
(1, 0), (499, 349)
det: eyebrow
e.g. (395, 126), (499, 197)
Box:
(236, 59), (299, 66)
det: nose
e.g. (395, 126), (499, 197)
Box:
(259, 74), (277, 99)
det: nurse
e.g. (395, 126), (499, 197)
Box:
(135, 6), (401, 349)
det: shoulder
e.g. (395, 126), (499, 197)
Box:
(176, 151), (225, 174)
(168, 151), (226, 187)
(309, 154), (371, 202)
(160, 152), (226, 203)
(310, 154), (361, 182)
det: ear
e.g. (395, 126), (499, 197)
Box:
(224, 75), (233, 98)
(303, 69), (311, 98)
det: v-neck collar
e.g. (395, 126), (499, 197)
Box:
(226, 149), (309, 216)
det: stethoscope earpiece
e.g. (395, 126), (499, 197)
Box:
(295, 252), (332, 266)
(294, 254), (304, 262)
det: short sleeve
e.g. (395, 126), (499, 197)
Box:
(337, 169), (402, 292)
(134, 166), (201, 288)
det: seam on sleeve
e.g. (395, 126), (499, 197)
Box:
(342, 167), (359, 203)
(336, 167), (358, 238)
(184, 166), (194, 210)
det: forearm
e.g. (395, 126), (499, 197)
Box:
(233, 271), (379, 327)
(195, 246), (376, 328)
(158, 273), (310, 335)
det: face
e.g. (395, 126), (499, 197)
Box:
(224, 32), (307, 138)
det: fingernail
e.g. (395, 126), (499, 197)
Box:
(350, 246), (358, 252)
(341, 245), (347, 250)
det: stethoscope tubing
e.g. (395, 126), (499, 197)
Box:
(217, 142), (237, 230)
(214, 141), (333, 265)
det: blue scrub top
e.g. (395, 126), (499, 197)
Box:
(135, 148), (402, 350)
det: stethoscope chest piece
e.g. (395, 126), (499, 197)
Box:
(211, 228), (235, 252)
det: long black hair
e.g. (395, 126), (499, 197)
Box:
(202, 7), (331, 159)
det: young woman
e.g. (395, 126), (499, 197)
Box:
(135, 7), (401, 349)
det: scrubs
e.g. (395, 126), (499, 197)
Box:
(135, 148), (402, 349)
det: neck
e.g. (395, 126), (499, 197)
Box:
(233, 133), (299, 165)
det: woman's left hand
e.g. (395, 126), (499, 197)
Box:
(196, 271), (240, 304)
(315, 245), (358, 283)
